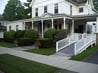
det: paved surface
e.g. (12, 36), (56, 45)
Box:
(12, 45), (37, 51)
(0, 47), (98, 73)
(84, 51), (98, 64)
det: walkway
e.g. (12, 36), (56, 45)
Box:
(0, 47), (98, 73)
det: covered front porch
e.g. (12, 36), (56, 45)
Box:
(24, 13), (73, 38)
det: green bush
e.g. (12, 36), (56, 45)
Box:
(15, 30), (25, 39)
(17, 38), (33, 46)
(44, 29), (57, 39)
(55, 29), (68, 41)
(24, 29), (38, 41)
(37, 38), (55, 48)
(4, 30), (16, 43)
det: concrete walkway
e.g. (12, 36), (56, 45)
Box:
(0, 47), (98, 73)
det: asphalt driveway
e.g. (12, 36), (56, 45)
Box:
(84, 51), (98, 64)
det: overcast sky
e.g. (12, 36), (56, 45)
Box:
(0, 0), (27, 15)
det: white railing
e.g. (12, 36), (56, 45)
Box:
(74, 34), (96, 55)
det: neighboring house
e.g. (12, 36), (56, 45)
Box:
(0, 20), (8, 31)
(7, 0), (98, 56)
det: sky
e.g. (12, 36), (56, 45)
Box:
(0, 0), (27, 15)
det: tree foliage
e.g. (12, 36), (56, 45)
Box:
(93, 0), (98, 11)
(3, 0), (25, 21)
(24, 0), (32, 18)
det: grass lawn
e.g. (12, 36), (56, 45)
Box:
(26, 48), (56, 55)
(0, 41), (16, 48)
(0, 54), (59, 73)
(71, 46), (98, 61)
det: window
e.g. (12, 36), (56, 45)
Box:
(9, 26), (11, 31)
(35, 8), (38, 16)
(54, 3), (58, 14)
(79, 7), (83, 13)
(16, 25), (19, 31)
(44, 6), (47, 13)
(70, 5), (72, 15)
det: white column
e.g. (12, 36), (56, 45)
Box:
(41, 20), (44, 38)
(32, 21), (34, 29)
(63, 17), (66, 29)
(96, 17), (98, 33)
(72, 19), (74, 33)
(51, 19), (54, 29)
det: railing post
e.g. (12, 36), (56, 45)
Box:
(74, 44), (77, 55)
(56, 42), (58, 52)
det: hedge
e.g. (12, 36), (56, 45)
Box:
(35, 38), (55, 48)
(15, 30), (25, 39)
(17, 38), (33, 46)
(4, 30), (16, 43)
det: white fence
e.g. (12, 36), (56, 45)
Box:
(56, 33), (96, 56)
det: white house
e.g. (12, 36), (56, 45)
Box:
(7, 0), (98, 56)
(7, 0), (98, 36)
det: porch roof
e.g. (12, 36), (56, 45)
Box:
(72, 13), (98, 20)
(32, 13), (71, 21)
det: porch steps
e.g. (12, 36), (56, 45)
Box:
(57, 43), (75, 57)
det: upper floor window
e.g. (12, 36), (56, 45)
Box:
(54, 3), (58, 14)
(44, 6), (47, 13)
(79, 7), (83, 13)
(35, 8), (38, 16)
(70, 5), (72, 15)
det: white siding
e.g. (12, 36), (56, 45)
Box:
(32, 0), (95, 17)
(7, 22), (24, 31)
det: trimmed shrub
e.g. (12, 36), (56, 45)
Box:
(55, 29), (68, 41)
(37, 38), (55, 48)
(4, 30), (16, 43)
(44, 29), (57, 39)
(24, 29), (38, 41)
(17, 38), (33, 46)
(15, 30), (25, 39)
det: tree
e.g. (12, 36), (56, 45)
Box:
(93, 0), (98, 11)
(3, 0), (25, 21)
(24, 0), (32, 18)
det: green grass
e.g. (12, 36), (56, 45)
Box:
(27, 48), (56, 55)
(71, 46), (98, 61)
(0, 54), (59, 73)
(0, 41), (16, 48)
